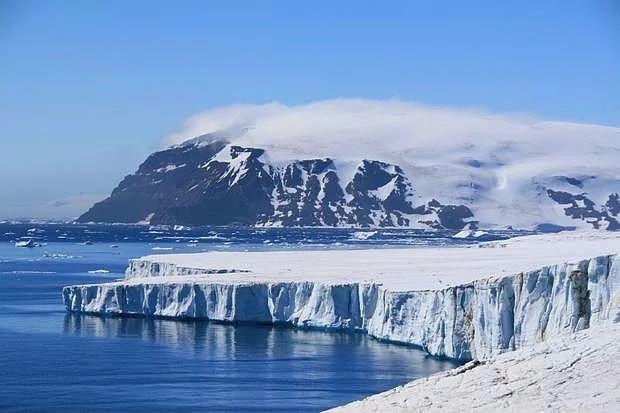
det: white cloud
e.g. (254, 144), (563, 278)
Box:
(165, 98), (620, 167)
(164, 98), (620, 229)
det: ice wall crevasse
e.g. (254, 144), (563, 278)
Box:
(64, 255), (620, 361)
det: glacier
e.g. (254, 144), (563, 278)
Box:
(64, 232), (620, 362)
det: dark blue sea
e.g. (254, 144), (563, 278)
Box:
(0, 223), (528, 412)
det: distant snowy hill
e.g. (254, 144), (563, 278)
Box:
(78, 100), (620, 230)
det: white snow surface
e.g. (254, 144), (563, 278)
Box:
(123, 231), (619, 291)
(167, 99), (620, 229)
(154, 163), (186, 173)
(328, 322), (620, 412)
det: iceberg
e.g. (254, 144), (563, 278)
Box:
(15, 239), (38, 248)
(351, 231), (378, 240)
(452, 229), (488, 239)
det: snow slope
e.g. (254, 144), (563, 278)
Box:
(328, 322), (620, 412)
(64, 231), (620, 361)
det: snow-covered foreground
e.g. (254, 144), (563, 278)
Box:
(328, 322), (620, 412)
(64, 231), (620, 362)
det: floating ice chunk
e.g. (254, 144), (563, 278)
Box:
(15, 239), (40, 248)
(351, 231), (377, 240)
(453, 229), (489, 239)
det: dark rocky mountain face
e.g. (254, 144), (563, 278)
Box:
(79, 138), (228, 224)
(79, 140), (278, 226)
(78, 139), (477, 229)
(413, 199), (476, 230)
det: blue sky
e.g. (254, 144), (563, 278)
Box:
(1, 0), (619, 219)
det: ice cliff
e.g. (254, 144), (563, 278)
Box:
(64, 253), (619, 361)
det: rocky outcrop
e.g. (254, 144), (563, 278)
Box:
(547, 189), (620, 230)
(64, 254), (619, 362)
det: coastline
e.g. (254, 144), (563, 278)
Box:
(327, 322), (620, 412)
(62, 230), (620, 408)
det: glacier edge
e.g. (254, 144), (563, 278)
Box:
(63, 254), (620, 362)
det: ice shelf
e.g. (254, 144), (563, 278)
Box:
(64, 231), (620, 362)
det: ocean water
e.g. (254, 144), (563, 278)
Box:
(0, 223), (516, 412)
(0, 221), (528, 248)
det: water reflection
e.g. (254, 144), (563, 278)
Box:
(63, 313), (458, 384)
(1, 243), (461, 411)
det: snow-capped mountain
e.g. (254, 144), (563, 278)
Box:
(78, 136), (477, 229)
(78, 100), (620, 230)
(77, 135), (619, 230)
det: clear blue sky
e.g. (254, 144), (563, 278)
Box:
(1, 0), (619, 219)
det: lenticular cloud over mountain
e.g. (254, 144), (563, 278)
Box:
(167, 98), (619, 165)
